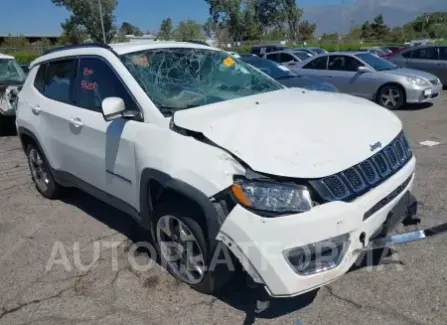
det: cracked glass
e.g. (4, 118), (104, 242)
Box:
(0, 59), (26, 83)
(121, 47), (283, 117)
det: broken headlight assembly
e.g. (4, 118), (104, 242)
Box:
(230, 178), (313, 215)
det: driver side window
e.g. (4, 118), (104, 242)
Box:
(74, 57), (137, 113)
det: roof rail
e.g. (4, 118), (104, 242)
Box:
(44, 42), (114, 55)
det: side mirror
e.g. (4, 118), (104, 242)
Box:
(101, 97), (125, 121)
(287, 61), (297, 66)
(358, 66), (371, 73)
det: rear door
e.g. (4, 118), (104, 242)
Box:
(29, 58), (80, 171)
(404, 47), (440, 76)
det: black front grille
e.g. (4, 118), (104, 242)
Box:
(430, 79), (440, 85)
(311, 132), (412, 202)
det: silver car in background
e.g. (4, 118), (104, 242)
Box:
(295, 51), (442, 110)
(387, 45), (447, 86)
(263, 50), (313, 70)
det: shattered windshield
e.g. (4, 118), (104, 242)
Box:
(121, 47), (283, 117)
(0, 59), (26, 83)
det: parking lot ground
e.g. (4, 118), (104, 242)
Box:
(1, 94), (447, 325)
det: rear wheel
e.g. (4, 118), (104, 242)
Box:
(26, 144), (62, 199)
(376, 84), (405, 110)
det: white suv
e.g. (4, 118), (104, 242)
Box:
(16, 42), (417, 299)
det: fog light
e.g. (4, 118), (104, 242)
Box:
(284, 234), (350, 275)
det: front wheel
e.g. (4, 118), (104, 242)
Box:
(153, 200), (231, 294)
(376, 85), (405, 110)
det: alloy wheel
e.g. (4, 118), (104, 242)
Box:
(28, 148), (50, 192)
(380, 87), (402, 109)
(156, 215), (206, 285)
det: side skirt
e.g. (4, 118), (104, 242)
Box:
(52, 169), (144, 227)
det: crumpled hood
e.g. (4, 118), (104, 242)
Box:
(173, 88), (403, 178)
(383, 68), (437, 81)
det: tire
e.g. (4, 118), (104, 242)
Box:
(152, 199), (231, 294)
(26, 143), (62, 199)
(376, 84), (405, 110)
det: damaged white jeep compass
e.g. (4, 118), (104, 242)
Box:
(16, 42), (417, 300)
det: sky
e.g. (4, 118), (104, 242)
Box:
(0, 0), (351, 36)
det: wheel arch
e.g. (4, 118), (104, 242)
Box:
(139, 168), (221, 245)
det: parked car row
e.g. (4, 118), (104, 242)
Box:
(242, 43), (445, 110)
(14, 42), (421, 309)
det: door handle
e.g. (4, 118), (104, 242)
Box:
(69, 117), (84, 128)
(31, 105), (41, 115)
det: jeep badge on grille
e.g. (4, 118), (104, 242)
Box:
(370, 141), (382, 151)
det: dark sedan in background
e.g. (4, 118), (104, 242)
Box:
(240, 54), (338, 92)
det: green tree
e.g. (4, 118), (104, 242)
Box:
(204, 0), (245, 41)
(370, 14), (389, 40)
(360, 21), (374, 40)
(321, 32), (339, 41)
(284, 0), (302, 42)
(386, 26), (406, 43)
(119, 22), (143, 36)
(59, 16), (87, 45)
(2, 36), (30, 49)
(345, 24), (362, 41)
(51, 0), (118, 43)
(242, 6), (262, 41)
(253, 0), (286, 33)
(203, 17), (217, 38)
(158, 18), (174, 40)
(173, 20), (204, 41)
(297, 20), (316, 41)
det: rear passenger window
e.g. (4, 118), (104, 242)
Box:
(34, 63), (47, 93)
(75, 57), (137, 112)
(38, 59), (76, 103)
(303, 56), (328, 70)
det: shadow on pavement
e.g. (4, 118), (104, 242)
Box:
(61, 189), (318, 324)
(0, 117), (17, 137)
(400, 102), (433, 111)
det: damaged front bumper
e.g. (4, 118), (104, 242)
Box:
(217, 157), (418, 298)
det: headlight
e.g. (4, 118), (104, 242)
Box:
(231, 179), (312, 214)
(406, 76), (430, 87)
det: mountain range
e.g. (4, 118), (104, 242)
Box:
(303, 0), (447, 35)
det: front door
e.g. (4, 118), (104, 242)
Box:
(67, 56), (142, 209)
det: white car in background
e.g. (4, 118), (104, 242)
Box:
(16, 42), (419, 307)
(0, 53), (26, 125)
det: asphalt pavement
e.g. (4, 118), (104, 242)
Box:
(0, 94), (446, 325)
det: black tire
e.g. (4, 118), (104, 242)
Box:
(26, 143), (62, 199)
(152, 199), (231, 294)
(376, 84), (405, 110)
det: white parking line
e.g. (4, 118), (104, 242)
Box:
(419, 140), (441, 147)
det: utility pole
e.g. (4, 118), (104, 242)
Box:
(97, 0), (107, 44)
